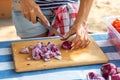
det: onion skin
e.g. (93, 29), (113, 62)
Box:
(61, 41), (72, 50)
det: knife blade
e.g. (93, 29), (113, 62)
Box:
(37, 17), (63, 37)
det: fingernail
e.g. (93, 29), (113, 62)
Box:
(47, 22), (50, 26)
(71, 43), (74, 46)
(63, 35), (66, 38)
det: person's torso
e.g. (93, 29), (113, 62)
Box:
(35, 0), (78, 9)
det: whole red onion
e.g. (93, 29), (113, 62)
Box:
(61, 41), (72, 49)
(101, 63), (117, 79)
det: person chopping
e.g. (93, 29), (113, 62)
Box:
(12, 0), (94, 49)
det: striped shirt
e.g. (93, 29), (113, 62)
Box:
(35, 0), (78, 9)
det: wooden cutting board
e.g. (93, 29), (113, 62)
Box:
(11, 36), (108, 72)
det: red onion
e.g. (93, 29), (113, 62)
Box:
(36, 42), (43, 49)
(88, 72), (105, 80)
(111, 73), (120, 80)
(101, 63), (117, 79)
(55, 50), (61, 55)
(31, 42), (62, 61)
(47, 42), (55, 50)
(20, 48), (29, 54)
(61, 41), (72, 49)
(44, 58), (50, 62)
(20, 42), (62, 61)
(32, 47), (41, 60)
(54, 55), (62, 60)
(26, 57), (31, 61)
(88, 72), (98, 79)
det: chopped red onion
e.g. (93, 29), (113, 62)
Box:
(88, 72), (98, 79)
(20, 48), (29, 54)
(20, 42), (62, 61)
(32, 47), (41, 60)
(44, 50), (51, 56)
(88, 72), (105, 80)
(111, 73), (120, 80)
(101, 63), (117, 79)
(55, 51), (61, 55)
(30, 42), (62, 61)
(44, 58), (50, 62)
(36, 42), (43, 49)
(26, 57), (31, 60)
(54, 55), (62, 60)
(41, 46), (48, 53)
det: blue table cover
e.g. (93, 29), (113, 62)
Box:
(0, 33), (120, 80)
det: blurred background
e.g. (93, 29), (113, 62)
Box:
(0, 0), (120, 41)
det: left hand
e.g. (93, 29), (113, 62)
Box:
(61, 22), (90, 50)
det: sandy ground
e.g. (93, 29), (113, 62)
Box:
(0, 0), (120, 41)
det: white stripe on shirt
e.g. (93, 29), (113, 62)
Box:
(35, 0), (78, 9)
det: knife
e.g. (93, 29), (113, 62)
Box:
(37, 17), (63, 37)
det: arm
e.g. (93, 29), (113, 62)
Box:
(62, 0), (94, 49)
(74, 0), (94, 27)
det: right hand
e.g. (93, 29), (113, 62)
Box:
(19, 0), (50, 26)
(61, 22), (90, 50)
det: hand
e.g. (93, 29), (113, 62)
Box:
(71, 23), (90, 49)
(19, 0), (50, 26)
(61, 22), (90, 49)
